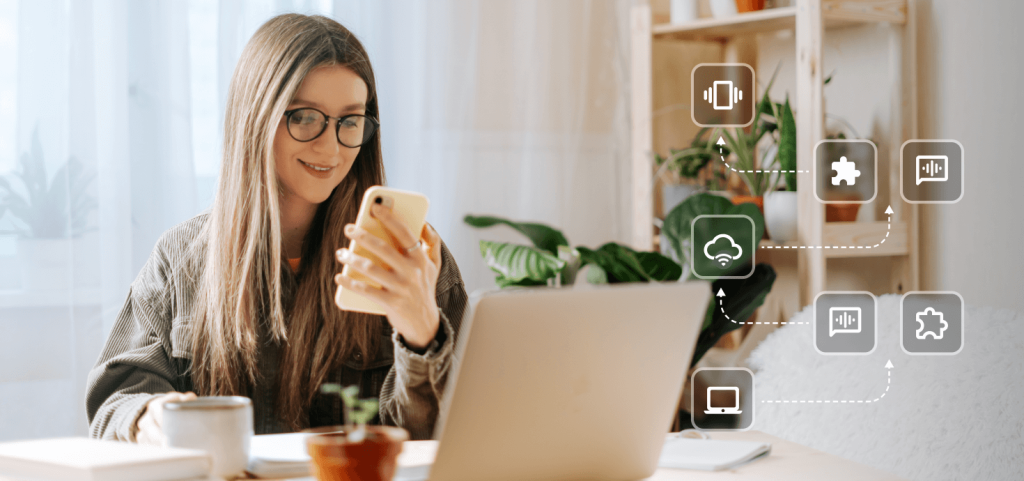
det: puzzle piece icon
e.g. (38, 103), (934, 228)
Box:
(831, 156), (861, 186)
(915, 307), (948, 340)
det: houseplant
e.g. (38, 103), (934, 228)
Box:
(464, 208), (774, 369)
(653, 127), (730, 213)
(305, 384), (407, 481)
(673, 66), (783, 217)
(0, 128), (98, 290)
(763, 96), (798, 242)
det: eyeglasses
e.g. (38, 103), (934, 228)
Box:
(283, 108), (379, 148)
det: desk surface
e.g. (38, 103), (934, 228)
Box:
(643, 431), (904, 480)
(260, 430), (904, 481)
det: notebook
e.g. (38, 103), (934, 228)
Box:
(247, 432), (434, 480)
(0, 437), (210, 481)
(657, 435), (771, 471)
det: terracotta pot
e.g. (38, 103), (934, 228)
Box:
(734, 0), (765, 13)
(304, 425), (408, 481)
(825, 203), (862, 222)
(730, 195), (763, 214)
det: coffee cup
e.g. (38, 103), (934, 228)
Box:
(163, 396), (253, 479)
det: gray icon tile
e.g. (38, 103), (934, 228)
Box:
(901, 292), (964, 355)
(691, 368), (754, 431)
(814, 292), (877, 355)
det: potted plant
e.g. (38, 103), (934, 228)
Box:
(654, 127), (730, 213)
(763, 97), (798, 242)
(673, 67), (783, 220)
(0, 128), (98, 290)
(464, 207), (775, 370)
(305, 385), (407, 481)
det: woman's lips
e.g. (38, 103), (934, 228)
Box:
(299, 158), (334, 178)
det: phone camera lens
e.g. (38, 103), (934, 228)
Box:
(374, 196), (382, 204)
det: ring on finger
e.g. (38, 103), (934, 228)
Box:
(402, 240), (422, 255)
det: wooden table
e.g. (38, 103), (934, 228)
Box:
(259, 430), (905, 481)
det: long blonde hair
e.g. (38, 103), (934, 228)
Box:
(190, 14), (385, 430)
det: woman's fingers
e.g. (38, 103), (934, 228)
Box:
(422, 222), (442, 269)
(370, 204), (420, 255)
(340, 224), (406, 271)
(336, 272), (394, 307)
(137, 392), (196, 445)
(336, 248), (402, 292)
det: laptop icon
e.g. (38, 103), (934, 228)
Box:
(705, 386), (743, 414)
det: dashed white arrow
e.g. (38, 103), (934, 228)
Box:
(716, 136), (810, 174)
(759, 205), (893, 250)
(761, 360), (894, 404)
(717, 288), (809, 325)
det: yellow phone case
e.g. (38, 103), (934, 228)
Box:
(335, 186), (430, 315)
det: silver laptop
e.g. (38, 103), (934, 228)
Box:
(422, 281), (711, 481)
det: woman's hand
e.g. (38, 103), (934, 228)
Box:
(335, 203), (443, 350)
(135, 391), (197, 445)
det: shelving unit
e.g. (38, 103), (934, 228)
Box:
(630, 0), (918, 310)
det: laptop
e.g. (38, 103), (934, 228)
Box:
(705, 387), (743, 415)
(420, 281), (711, 481)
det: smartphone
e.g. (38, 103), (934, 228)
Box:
(335, 186), (430, 315)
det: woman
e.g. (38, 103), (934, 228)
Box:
(85, 14), (467, 443)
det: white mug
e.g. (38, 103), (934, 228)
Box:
(163, 396), (253, 479)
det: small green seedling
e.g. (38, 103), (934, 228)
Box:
(320, 383), (379, 443)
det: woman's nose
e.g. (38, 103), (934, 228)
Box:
(311, 121), (341, 155)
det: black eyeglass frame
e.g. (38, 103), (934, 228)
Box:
(283, 107), (380, 148)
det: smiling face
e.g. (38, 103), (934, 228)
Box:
(273, 65), (369, 207)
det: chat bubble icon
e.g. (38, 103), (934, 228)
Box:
(829, 307), (862, 337)
(916, 155), (948, 185)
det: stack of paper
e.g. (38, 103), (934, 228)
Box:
(0, 437), (210, 481)
(658, 436), (771, 471)
(248, 433), (313, 479)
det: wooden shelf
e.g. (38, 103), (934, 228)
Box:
(759, 221), (908, 258)
(653, 1), (906, 42)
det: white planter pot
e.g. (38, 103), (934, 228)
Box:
(670, 0), (698, 24)
(764, 191), (798, 243)
(709, 0), (738, 18)
(662, 183), (699, 216)
(16, 238), (73, 291)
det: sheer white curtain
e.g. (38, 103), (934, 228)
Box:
(0, 0), (631, 441)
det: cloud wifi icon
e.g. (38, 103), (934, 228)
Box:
(704, 234), (744, 269)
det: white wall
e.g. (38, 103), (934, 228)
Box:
(917, 0), (1024, 314)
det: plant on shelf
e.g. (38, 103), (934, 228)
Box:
(0, 128), (98, 239)
(654, 126), (731, 192)
(463, 210), (774, 368)
(668, 66), (785, 213)
(763, 96), (799, 242)
(307, 384), (406, 481)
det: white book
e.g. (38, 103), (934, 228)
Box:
(0, 438), (210, 481)
(658, 436), (771, 471)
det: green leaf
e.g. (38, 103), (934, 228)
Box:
(464, 215), (568, 255)
(577, 243), (650, 283)
(691, 264), (777, 367)
(585, 264), (608, 284)
(779, 97), (797, 191)
(635, 251), (683, 282)
(662, 193), (733, 268)
(661, 193), (765, 279)
(479, 240), (565, 287)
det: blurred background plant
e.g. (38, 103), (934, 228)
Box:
(0, 128), (98, 239)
